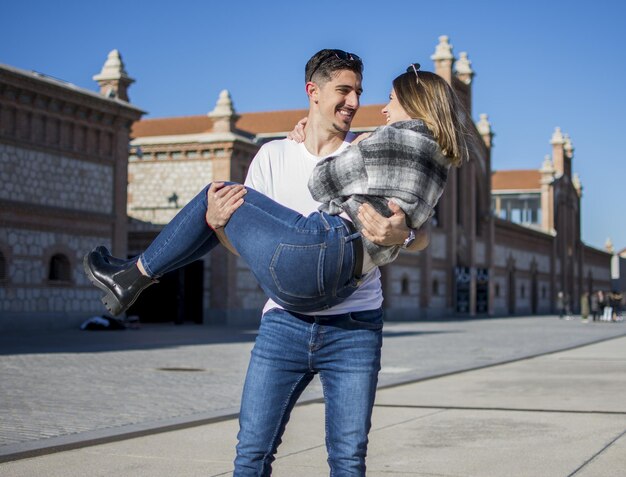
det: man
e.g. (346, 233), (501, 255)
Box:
(207, 49), (429, 476)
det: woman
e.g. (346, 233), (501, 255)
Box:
(85, 66), (467, 316)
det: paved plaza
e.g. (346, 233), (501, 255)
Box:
(1, 315), (625, 475)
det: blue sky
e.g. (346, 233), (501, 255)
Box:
(2, 0), (625, 251)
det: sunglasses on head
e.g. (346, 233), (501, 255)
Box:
(406, 63), (421, 85)
(333, 49), (361, 62)
(308, 49), (362, 82)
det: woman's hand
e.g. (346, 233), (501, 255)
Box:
(205, 182), (246, 229)
(351, 132), (372, 145)
(286, 117), (307, 143)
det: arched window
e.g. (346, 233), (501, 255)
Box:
(49, 254), (71, 282)
(401, 276), (410, 295)
(0, 250), (6, 281)
(432, 279), (439, 296)
(520, 284), (526, 299)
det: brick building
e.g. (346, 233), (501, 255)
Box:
(127, 35), (611, 325)
(0, 36), (612, 329)
(0, 51), (143, 330)
(491, 126), (612, 314)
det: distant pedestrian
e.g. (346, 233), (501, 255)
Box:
(590, 291), (599, 321)
(580, 292), (589, 322)
(601, 290), (613, 322)
(610, 291), (623, 322)
(564, 293), (573, 320)
(557, 291), (565, 319)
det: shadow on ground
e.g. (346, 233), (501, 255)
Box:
(0, 323), (458, 355)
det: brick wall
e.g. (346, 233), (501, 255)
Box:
(0, 144), (113, 213)
(128, 158), (214, 224)
(0, 64), (142, 330)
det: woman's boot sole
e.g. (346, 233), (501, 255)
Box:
(83, 253), (124, 316)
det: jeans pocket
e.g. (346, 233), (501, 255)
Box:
(270, 242), (326, 299)
(336, 277), (360, 300)
(347, 308), (384, 330)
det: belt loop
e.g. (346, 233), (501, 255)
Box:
(341, 218), (363, 280)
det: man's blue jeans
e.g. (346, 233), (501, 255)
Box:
(140, 183), (361, 312)
(234, 307), (383, 476)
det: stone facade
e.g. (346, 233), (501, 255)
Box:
(1, 37), (612, 329)
(124, 35), (611, 325)
(128, 156), (214, 224)
(0, 56), (143, 330)
(0, 144), (113, 212)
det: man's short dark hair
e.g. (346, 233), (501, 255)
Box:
(305, 49), (364, 84)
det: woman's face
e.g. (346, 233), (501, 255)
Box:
(382, 88), (412, 124)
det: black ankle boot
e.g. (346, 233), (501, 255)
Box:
(84, 249), (157, 316)
(95, 245), (135, 267)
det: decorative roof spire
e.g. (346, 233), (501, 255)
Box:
(208, 89), (240, 132)
(476, 113), (491, 136)
(93, 49), (135, 101)
(209, 89), (237, 117)
(431, 35), (454, 61)
(540, 154), (555, 173)
(94, 49), (130, 80)
(563, 133), (574, 158)
(550, 126), (565, 145)
(605, 237), (614, 254)
(476, 113), (493, 148)
(572, 172), (582, 196)
(454, 52), (474, 84)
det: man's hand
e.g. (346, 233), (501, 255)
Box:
(286, 117), (307, 143)
(206, 182), (246, 229)
(358, 201), (430, 251)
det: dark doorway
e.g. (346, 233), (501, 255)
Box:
(507, 269), (516, 315)
(127, 260), (204, 324)
(531, 271), (538, 314)
(475, 268), (489, 314)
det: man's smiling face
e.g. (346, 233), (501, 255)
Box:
(313, 69), (362, 134)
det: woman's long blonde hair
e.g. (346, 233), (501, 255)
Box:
(393, 70), (469, 166)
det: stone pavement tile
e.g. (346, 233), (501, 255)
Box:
(375, 336), (626, 413)
(0, 418), (238, 477)
(0, 451), (232, 477)
(0, 403), (437, 476)
(271, 404), (441, 476)
(363, 409), (626, 477)
(575, 430), (626, 477)
(0, 402), (328, 477)
(271, 405), (441, 476)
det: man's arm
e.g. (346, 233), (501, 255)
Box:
(358, 201), (431, 251)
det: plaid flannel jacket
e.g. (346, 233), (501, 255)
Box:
(308, 119), (450, 266)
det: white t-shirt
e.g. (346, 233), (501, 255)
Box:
(244, 135), (384, 315)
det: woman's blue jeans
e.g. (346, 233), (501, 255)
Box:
(234, 307), (383, 476)
(140, 183), (361, 313)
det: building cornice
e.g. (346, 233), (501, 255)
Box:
(0, 64), (145, 118)
(130, 131), (256, 147)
